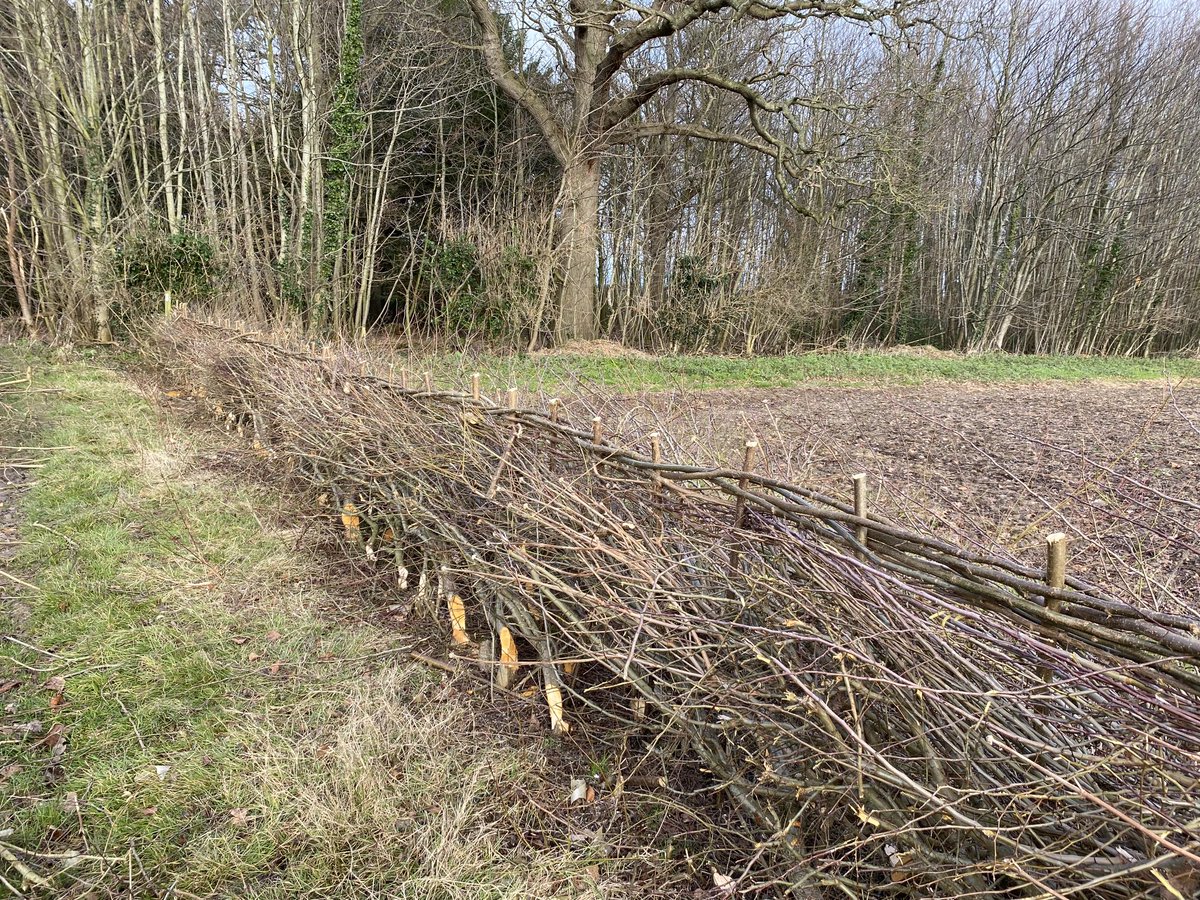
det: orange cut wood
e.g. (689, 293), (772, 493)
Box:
(546, 681), (568, 733)
(498, 626), (518, 688)
(341, 501), (361, 543)
(448, 594), (470, 644)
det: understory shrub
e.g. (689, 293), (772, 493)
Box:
(111, 228), (221, 317)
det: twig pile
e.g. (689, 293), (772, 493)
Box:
(152, 318), (1200, 898)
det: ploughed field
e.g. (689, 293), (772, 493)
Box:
(389, 340), (1200, 610)
(615, 380), (1200, 610)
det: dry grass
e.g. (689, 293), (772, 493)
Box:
(208, 667), (621, 899)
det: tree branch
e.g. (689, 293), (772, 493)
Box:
(607, 120), (780, 157)
(463, 0), (571, 164)
(600, 66), (850, 131)
(596, 0), (900, 92)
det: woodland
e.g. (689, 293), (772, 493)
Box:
(2, 0), (1199, 354)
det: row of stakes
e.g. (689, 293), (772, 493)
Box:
(210, 362), (1072, 734)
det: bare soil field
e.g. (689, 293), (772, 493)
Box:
(637, 380), (1200, 609)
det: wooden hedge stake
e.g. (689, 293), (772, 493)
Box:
(852, 473), (868, 552)
(1046, 532), (1067, 612)
(649, 431), (662, 499)
(423, 371), (433, 393)
(592, 416), (603, 446)
(471, 372), (481, 401)
(400, 368), (409, 390)
(548, 398), (561, 423)
(507, 386), (519, 410)
(734, 439), (758, 528)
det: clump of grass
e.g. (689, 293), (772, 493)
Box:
(0, 349), (643, 897)
(201, 666), (615, 899)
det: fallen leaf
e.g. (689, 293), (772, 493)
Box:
(142, 806), (158, 817)
(267, 661), (281, 676)
(248, 653), (261, 663)
(44, 675), (66, 693)
(49, 694), (64, 708)
(265, 629), (281, 643)
(1, 763), (20, 782)
(585, 785), (596, 803)
(229, 808), (250, 827)
(712, 871), (736, 895)
(0, 679), (20, 694)
(231, 636), (249, 646)
(155, 765), (171, 780)
(569, 779), (587, 804)
(164, 390), (184, 398)
(62, 791), (79, 813)
(33, 722), (65, 752)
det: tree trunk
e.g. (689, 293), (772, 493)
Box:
(1, 137), (35, 335)
(2, 210), (34, 335)
(78, 0), (110, 342)
(556, 156), (600, 342)
(152, 0), (179, 234)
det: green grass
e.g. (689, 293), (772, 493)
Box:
(0, 348), (632, 898)
(415, 348), (1200, 394)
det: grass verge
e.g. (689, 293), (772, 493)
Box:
(0, 346), (636, 898)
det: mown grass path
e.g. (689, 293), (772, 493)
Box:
(0, 349), (623, 898)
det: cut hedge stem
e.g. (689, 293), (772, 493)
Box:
(151, 317), (1200, 899)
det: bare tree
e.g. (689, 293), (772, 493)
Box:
(464, 0), (916, 341)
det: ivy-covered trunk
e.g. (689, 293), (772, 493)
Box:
(78, 0), (111, 342)
(318, 0), (365, 333)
